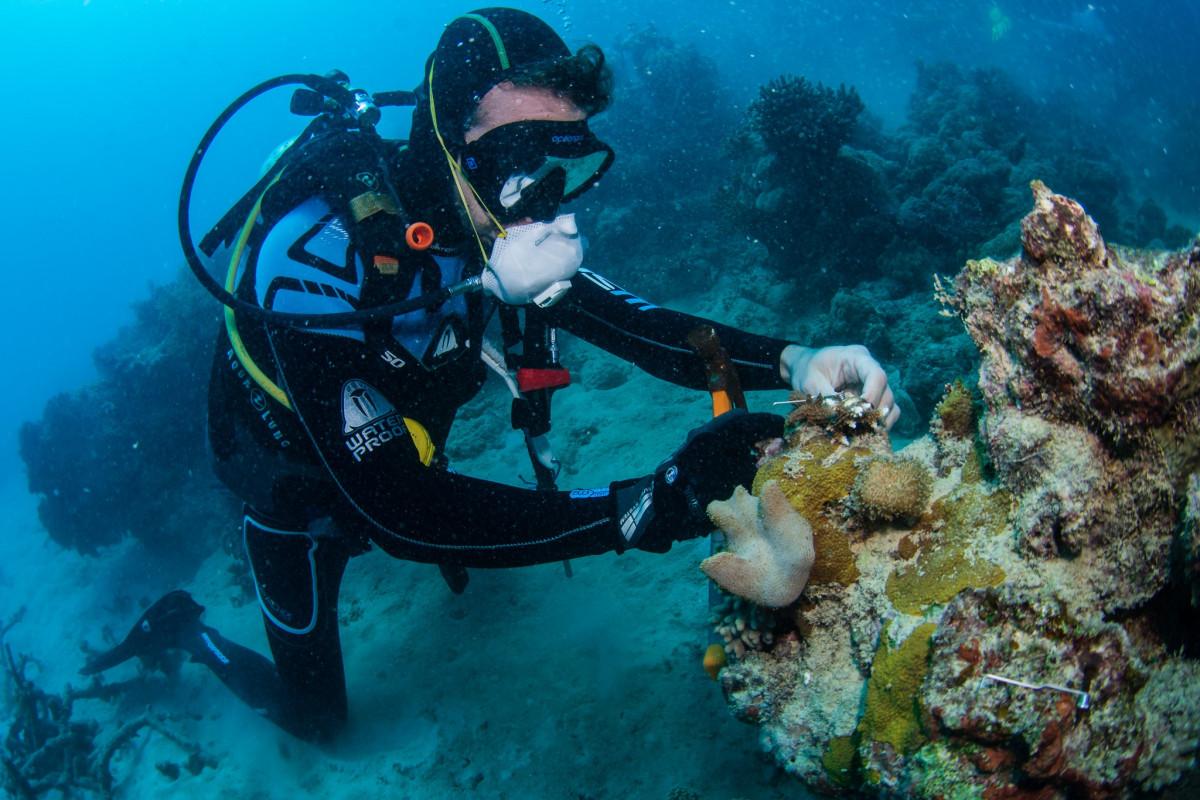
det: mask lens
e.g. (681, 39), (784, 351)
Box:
(549, 151), (611, 198)
(461, 120), (613, 222)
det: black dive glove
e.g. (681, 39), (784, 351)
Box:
(610, 410), (784, 553)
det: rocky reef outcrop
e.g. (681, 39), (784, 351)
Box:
(710, 183), (1200, 797)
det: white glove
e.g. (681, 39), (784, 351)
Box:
(780, 344), (899, 430)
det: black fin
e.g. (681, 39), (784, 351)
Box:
(80, 590), (205, 675)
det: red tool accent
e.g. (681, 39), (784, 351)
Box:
(517, 367), (571, 393)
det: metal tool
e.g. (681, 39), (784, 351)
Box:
(982, 672), (1091, 710)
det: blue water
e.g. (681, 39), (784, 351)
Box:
(1, 1), (1198, 796)
(1, 0), (1197, 486)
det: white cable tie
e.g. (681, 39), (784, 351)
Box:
(982, 673), (1091, 710)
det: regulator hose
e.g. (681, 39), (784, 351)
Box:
(177, 73), (473, 328)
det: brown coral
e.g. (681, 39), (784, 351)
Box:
(850, 457), (933, 523)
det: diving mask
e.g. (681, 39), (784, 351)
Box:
(460, 119), (614, 223)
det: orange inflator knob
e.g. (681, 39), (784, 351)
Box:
(406, 222), (434, 251)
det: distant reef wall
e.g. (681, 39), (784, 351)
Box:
(19, 276), (236, 563)
(719, 62), (1195, 297)
(710, 183), (1200, 798)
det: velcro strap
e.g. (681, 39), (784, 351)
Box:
(349, 191), (399, 222)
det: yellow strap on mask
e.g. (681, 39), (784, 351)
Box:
(425, 60), (509, 266)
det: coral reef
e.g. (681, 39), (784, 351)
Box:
(710, 186), (1200, 797)
(702, 482), (816, 609)
(18, 274), (237, 564)
(723, 73), (892, 297)
(950, 180), (1199, 611)
(749, 76), (865, 178)
(724, 60), (1190, 300)
(1, 615), (214, 798)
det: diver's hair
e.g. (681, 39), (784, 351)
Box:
(466, 44), (613, 131)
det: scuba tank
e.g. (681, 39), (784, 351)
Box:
(178, 70), (482, 329)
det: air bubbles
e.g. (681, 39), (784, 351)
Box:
(543, 0), (572, 30)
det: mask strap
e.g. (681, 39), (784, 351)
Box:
(426, 61), (509, 264)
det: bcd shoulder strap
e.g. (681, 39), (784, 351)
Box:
(253, 132), (430, 314)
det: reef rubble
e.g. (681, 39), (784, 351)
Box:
(708, 183), (1200, 797)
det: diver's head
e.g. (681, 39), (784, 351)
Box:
(408, 8), (614, 245)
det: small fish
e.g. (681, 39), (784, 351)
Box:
(703, 643), (727, 680)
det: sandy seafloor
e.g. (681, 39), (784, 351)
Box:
(0, 277), (817, 799)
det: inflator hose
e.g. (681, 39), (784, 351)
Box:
(177, 73), (469, 328)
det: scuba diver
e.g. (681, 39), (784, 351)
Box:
(82, 7), (898, 742)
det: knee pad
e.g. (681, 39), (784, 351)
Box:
(243, 512), (320, 636)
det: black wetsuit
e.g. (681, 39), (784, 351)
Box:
(197, 190), (793, 741)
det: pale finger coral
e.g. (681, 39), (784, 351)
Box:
(701, 481), (816, 608)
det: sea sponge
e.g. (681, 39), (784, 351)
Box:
(850, 457), (933, 523)
(702, 482), (816, 608)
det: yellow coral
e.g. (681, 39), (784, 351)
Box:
(851, 457), (933, 522)
(885, 488), (1009, 615)
(821, 735), (858, 787)
(753, 438), (867, 585)
(858, 622), (938, 754)
(936, 380), (976, 438)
